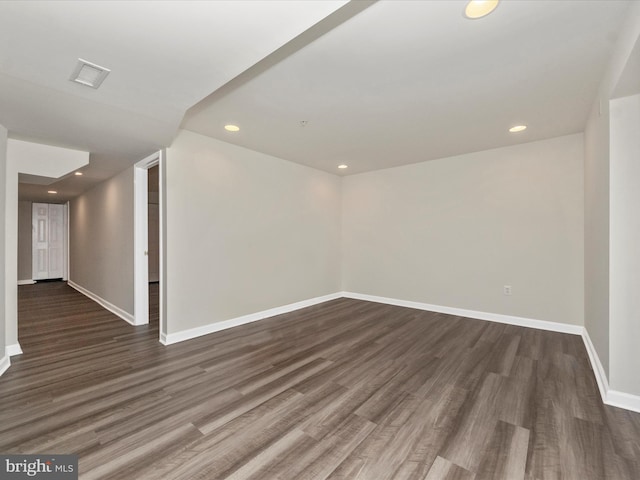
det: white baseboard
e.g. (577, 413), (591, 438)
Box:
(580, 329), (640, 414)
(581, 328), (609, 402)
(341, 291), (584, 335)
(67, 280), (136, 326)
(6, 343), (23, 357)
(17, 279), (35, 286)
(606, 390), (640, 413)
(162, 292), (342, 345)
(0, 355), (10, 377)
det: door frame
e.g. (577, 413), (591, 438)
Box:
(65, 201), (69, 281)
(133, 150), (165, 339)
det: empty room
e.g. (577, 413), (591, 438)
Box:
(1, 1), (639, 479)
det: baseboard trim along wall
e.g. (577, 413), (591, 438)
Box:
(68, 280), (136, 326)
(6, 343), (23, 357)
(161, 292), (343, 345)
(17, 279), (35, 286)
(581, 328), (609, 402)
(581, 329), (640, 414)
(341, 291), (584, 335)
(0, 355), (10, 377)
(61, 282), (640, 413)
(606, 390), (640, 413)
(342, 291), (640, 414)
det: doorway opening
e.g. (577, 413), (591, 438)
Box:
(147, 165), (159, 327)
(133, 151), (165, 341)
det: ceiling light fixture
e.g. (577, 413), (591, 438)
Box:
(70, 58), (111, 89)
(464, 0), (500, 19)
(74, 172), (83, 176)
(338, 164), (348, 169)
(48, 190), (57, 194)
(224, 124), (240, 132)
(509, 125), (527, 133)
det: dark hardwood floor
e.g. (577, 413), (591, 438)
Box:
(2, 282), (639, 479)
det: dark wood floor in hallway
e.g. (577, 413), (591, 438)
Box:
(1, 282), (639, 479)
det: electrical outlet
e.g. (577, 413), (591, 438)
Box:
(503, 285), (512, 296)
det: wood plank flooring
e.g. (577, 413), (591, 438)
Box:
(1, 282), (639, 479)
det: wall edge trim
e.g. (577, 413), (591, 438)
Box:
(581, 328), (610, 403)
(606, 389), (640, 413)
(0, 355), (10, 377)
(341, 291), (584, 334)
(581, 329), (640, 413)
(68, 280), (136, 326)
(6, 343), (22, 357)
(163, 292), (342, 345)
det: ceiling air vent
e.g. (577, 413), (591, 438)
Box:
(70, 58), (110, 89)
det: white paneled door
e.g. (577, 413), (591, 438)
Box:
(32, 203), (49, 280)
(32, 203), (66, 280)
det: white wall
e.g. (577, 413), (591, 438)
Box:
(17, 200), (32, 282)
(584, 98), (611, 375)
(0, 125), (7, 367)
(69, 167), (135, 316)
(584, 3), (640, 383)
(609, 94), (640, 396)
(165, 130), (341, 335)
(343, 134), (584, 326)
(4, 135), (18, 352)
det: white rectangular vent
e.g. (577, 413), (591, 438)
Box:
(70, 58), (110, 89)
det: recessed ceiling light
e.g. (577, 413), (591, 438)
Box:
(464, 0), (500, 19)
(70, 58), (110, 89)
(224, 124), (240, 132)
(74, 172), (83, 176)
(509, 125), (527, 133)
(338, 164), (348, 169)
(48, 190), (57, 194)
